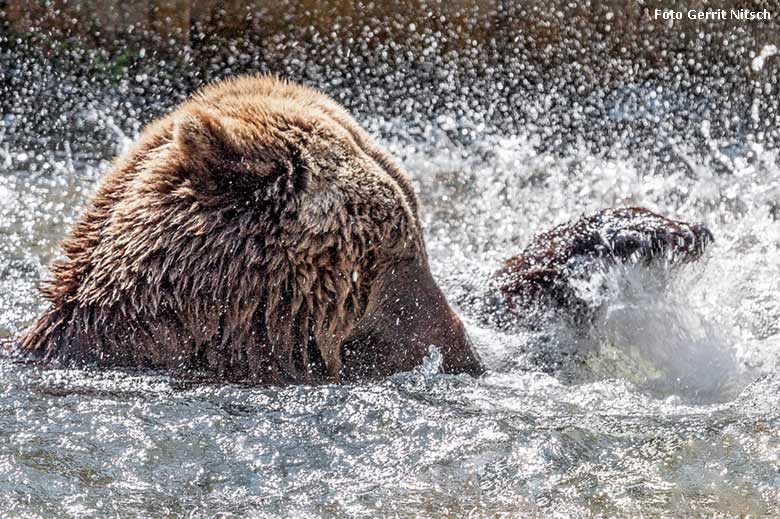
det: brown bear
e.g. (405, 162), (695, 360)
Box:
(16, 75), (483, 384)
(493, 207), (713, 326)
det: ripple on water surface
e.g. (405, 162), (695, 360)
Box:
(1, 356), (779, 517)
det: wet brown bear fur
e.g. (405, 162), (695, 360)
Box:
(19, 75), (482, 384)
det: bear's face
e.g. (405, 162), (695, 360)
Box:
(340, 257), (482, 382)
(494, 207), (714, 325)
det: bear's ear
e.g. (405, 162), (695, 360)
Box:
(172, 106), (309, 196)
(174, 109), (240, 166)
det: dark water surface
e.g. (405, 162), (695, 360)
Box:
(1, 1), (780, 517)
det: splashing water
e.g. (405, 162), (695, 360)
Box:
(579, 262), (747, 402)
(2, 2), (780, 517)
(752, 44), (779, 72)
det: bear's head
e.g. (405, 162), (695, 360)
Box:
(161, 89), (484, 383)
(494, 207), (714, 325)
(19, 77), (483, 384)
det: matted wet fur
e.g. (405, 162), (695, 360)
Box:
(18, 75), (482, 384)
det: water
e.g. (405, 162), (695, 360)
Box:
(2, 2), (780, 517)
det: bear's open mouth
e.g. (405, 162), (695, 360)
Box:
(603, 222), (713, 266)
